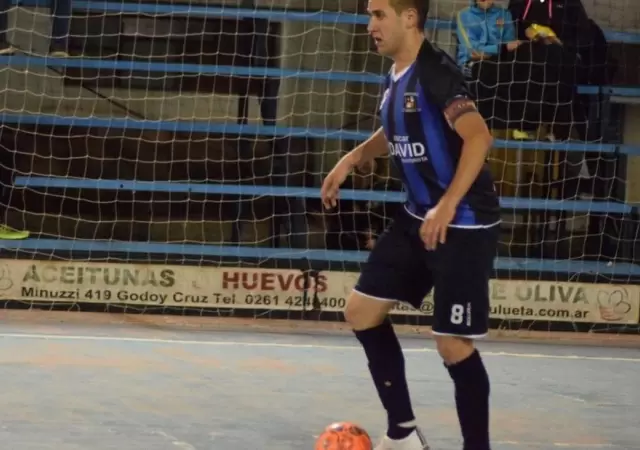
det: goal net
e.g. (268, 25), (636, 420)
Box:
(0, 0), (638, 335)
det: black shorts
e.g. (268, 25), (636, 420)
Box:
(354, 208), (499, 338)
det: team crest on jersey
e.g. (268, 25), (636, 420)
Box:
(403, 93), (419, 112)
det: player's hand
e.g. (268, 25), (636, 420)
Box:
(321, 157), (354, 209)
(420, 200), (457, 250)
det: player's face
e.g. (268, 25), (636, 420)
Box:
(475, 0), (495, 9)
(367, 0), (410, 57)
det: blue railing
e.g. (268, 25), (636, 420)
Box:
(3, 2), (639, 277)
(10, 175), (640, 276)
(0, 55), (636, 97)
(13, 177), (634, 214)
(11, 0), (640, 44)
(1, 237), (639, 276)
(0, 113), (632, 153)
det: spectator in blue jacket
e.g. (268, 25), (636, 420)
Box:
(0, 0), (71, 56)
(456, 0), (586, 142)
(456, 0), (519, 69)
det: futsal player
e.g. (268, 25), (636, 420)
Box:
(320, 0), (500, 449)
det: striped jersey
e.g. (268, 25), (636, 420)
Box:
(379, 39), (500, 228)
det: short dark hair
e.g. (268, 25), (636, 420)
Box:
(390, 0), (429, 29)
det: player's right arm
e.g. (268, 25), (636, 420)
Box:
(321, 127), (388, 209)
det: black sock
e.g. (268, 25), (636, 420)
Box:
(446, 349), (491, 450)
(354, 319), (416, 440)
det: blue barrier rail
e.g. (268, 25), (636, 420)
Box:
(12, 0), (640, 44)
(1, 56), (637, 99)
(0, 114), (631, 154)
(1, 237), (638, 275)
(0, 2), (636, 279)
(0, 56), (385, 83)
(602, 87), (640, 97)
(14, 176), (633, 214)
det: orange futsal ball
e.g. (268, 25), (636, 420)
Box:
(315, 422), (373, 450)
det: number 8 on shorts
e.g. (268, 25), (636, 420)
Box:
(450, 304), (466, 325)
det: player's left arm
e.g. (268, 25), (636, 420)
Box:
(419, 47), (493, 209)
(418, 46), (494, 248)
(441, 98), (493, 208)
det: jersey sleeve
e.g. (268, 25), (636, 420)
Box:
(416, 41), (478, 130)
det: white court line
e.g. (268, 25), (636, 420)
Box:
(151, 430), (196, 450)
(310, 437), (622, 448)
(495, 441), (622, 448)
(551, 392), (589, 404)
(0, 332), (639, 362)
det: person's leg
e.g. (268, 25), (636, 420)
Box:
(345, 211), (431, 449)
(534, 43), (588, 141)
(50, 0), (71, 54)
(346, 293), (421, 439)
(511, 42), (548, 134)
(496, 48), (539, 135)
(473, 53), (527, 134)
(530, 44), (590, 196)
(431, 225), (499, 450)
(0, 139), (29, 239)
(0, 0), (14, 52)
(471, 58), (508, 131)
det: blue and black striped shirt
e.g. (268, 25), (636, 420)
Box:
(379, 40), (500, 228)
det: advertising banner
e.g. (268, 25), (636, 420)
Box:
(0, 260), (636, 324)
(0, 260), (321, 311)
(320, 271), (640, 324)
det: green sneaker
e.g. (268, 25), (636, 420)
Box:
(0, 224), (30, 240)
(512, 129), (534, 140)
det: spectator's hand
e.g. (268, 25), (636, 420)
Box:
(543, 36), (562, 46)
(525, 27), (539, 41)
(365, 234), (376, 250)
(419, 200), (457, 250)
(506, 40), (523, 51)
(471, 50), (487, 60)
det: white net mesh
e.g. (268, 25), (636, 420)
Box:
(0, 0), (637, 334)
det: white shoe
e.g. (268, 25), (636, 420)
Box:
(374, 428), (430, 450)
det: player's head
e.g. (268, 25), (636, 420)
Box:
(367, 0), (429, 57)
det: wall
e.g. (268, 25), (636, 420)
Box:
(623, 105), (640, 203)
(3, 0), (638, 133)
(0, 0), (638, 244)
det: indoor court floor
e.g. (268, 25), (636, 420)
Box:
(0, 310), (638, 450)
